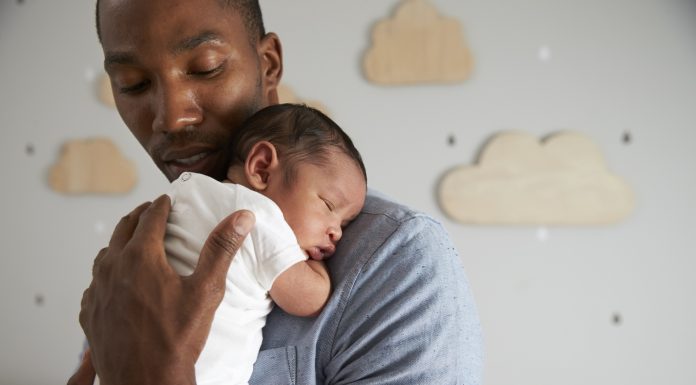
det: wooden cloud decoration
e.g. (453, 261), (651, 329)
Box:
(98, 73), (116, 108)
(49, 137), (137, 194)
(438, 132), (635, 225)
(363, 0), (474, 85)
(277, 84), (331, 116)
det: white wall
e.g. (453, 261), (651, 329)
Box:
(1, 1), (695, 384)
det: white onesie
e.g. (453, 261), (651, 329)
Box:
(165, 172), (307, 385)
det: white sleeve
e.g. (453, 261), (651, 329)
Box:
(166, 173), (307, 291)
(234, 185), (308, 292)
(249, 218), (307, 291)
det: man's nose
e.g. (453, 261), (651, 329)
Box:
(152, 81), (203, 133)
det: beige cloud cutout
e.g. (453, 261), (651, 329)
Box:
(363, 0), (474, 85)
(438, 132), (634, 225)
(277, 84), (331, 116)
(98, 73), (116, 108)
(49, 137), (137, 194)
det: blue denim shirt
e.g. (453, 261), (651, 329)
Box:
(249, 191), (483, 384)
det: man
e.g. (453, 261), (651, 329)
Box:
(70, 0), (483, 384)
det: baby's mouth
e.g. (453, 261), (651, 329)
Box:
(307, 245), (335, 261)
(306, 247), (325, 261)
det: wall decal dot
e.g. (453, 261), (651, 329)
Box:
(538, 45), (552, 62)
(94, 220), (106, 234)
(84, 67), (97, 81)
(622, 131), (632, 144)
(26, 143), (34, 155)
(448, 134), (456, 146)
(35, 294), (44, 306)
(536, 227), (549, 241)
(612, 312), (622, 325)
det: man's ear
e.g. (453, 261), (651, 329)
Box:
(245, 141), (280, 191)
(258, 32), (283, 105)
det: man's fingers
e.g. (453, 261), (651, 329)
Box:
(130, 195), (171, 247)
(79, 284), (94, 336)
(66, 348), (96, 385)
(91, 248), (108, 278)
(192, 210), (255, 296)
(108, 201), (152, 251)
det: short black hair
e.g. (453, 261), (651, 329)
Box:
(221, 0), (266, 41)
(95, 0), (266, 44)
(230, 103), (367, 185)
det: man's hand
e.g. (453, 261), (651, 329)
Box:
(66, 348), (95, 385)
(70, 195), (255, 385)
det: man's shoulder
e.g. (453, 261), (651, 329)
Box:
(362, 189), (430, 226)
(331, 189), (453, 276)
(317, 192), (483, 384)
(256, 190), (483, 385)
(356, 189), (447, 246)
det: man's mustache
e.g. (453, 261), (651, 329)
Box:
(150, 127), (228, 157)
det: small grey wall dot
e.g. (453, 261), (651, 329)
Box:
(26, 143), (35, 155)
(612, 312), (622, 325)
(35, 294), (44, 306)
(622, 131), (632, 144)
(447, 134), (456, 146)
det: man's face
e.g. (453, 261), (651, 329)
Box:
(99, 0), (282, 181)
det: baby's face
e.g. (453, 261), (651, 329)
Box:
(264, 150), (366, 261)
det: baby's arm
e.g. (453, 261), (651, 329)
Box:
(269, 260), (331, 317)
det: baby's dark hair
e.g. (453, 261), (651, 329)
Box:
(229, 103), (367, 185)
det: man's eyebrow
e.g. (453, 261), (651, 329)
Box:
(103, 32), (224, 68)
(172, 31), (224, 53)
(104, 52), (136, 68)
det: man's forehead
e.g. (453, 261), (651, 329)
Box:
(99, 0), (244, 45)
(99, 0), (232, 22)
(100, 0), (229, 9)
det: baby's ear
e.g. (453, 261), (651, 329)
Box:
(245, 141), (280, 190)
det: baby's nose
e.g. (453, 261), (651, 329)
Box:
(328, 226), (342, 243)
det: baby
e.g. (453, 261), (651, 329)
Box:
(164, 103), (367, 385)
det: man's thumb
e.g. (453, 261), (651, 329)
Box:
(193, 210), (255, 289)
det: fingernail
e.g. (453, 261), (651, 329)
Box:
(234, 211), (255, 235)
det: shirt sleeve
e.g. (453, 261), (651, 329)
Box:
(250, 213), (308, 292)
(233, 186), (308, 292)
(165, 173), (306, 289)
(323, 215), (484, 385)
